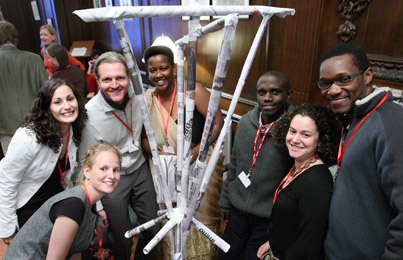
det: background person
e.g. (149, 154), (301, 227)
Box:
(142, 45), (225, 260)
(257, 104), (340, 260)
(0, 78), (87, 246)
(218, 71), (294, 260)
(3, 143), (121, 260)
(0, 20), (47, 154)
(319, 44), (403, 259)
(39, 24), (85, 77)
(87, 48), (103, 76)
(47, 43), (89, 102)
(86, 48), (103, 99)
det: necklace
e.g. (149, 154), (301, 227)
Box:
(290, 156), (317, 177)
(273, 155), (318, 205)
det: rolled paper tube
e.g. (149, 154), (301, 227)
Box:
(175, 46), (186, 194)
(143, 216), (181, 254)
(157, 209), (168, 216)
(183, 14), (238, 231)
(183, 16), (199, 162)
(114, 19), (173, 213)
(174, 221), (182, 256)
(124, 213), (168, 238)
(175, 16), (226, 46)
(73, 6), (295, 22)
(200, 15), (272, 214)
(192, 218), (230, 253)
(183, 160), (207, 230)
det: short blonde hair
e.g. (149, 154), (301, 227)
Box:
(40, 24), (58, 44)
(94, 51), (128, 79)
(76, 144), (122, 184)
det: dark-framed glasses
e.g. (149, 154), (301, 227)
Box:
(317, 70), (364, 90)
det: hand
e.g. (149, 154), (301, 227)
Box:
(88, 59), (95, 67)
(257, 241), (271, 259)
(2, 230), (17, 247)
(190, 148), (198, 165)
(98, 210), (108, 228)
(221, 212), (229, 225)
(220, 212), (230, 235)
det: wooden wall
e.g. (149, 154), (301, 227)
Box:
(0, 0), (45, 54)
(1, 0), (402, 117)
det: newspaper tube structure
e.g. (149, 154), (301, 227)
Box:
(74, 4), (295, 260)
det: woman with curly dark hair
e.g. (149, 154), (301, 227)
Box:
(257, 104), (340, 260)
(0, 78), (87, 246)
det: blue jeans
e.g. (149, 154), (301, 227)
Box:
(218, 207), (269, 260)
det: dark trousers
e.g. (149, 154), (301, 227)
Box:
(218, 207), (269, 260)
(102, 162), (159, 260)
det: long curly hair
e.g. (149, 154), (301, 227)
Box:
(272, 104), (341, 166)
(21, 78), (87, 152)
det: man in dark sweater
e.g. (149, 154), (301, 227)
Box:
(218, 71), (293, 260)
(319, 44), (403, 259)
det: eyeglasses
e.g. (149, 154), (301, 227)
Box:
(317, 70), (364, 90)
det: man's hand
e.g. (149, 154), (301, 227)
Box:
(257, 241), (271, 259)
(220, 212), (230, 235)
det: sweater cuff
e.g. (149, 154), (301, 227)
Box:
(0, 219), (18, 238)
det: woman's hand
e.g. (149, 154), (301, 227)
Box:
(190, 147), (199, 165)
(87, 59), (95, 75)
(257, 241), (271, 259)
(2, 230), (17, 247)
(98, 210), (108, 228)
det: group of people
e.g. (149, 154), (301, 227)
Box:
(219, 44), (403, 260)
(0, 19), (402, 260)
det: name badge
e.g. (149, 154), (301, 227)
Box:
(163, 145), (175, 154)
(238, 171), (251, 188)
(128, 139), (140, 153)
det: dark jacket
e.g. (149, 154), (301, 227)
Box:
(324, 88), (403, 260)
(219, 104), (293, 218)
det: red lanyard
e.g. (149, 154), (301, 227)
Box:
(273, 155), (317, 205)
(82, 183), (103, 249)
(158, 81), (177, 141)
(248, 119), (274, 175)
(337, 92), (388, 171)
(57, 130), (70, 185)
(112, 98), (133, 138)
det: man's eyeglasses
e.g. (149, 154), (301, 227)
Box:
(317, 70), (364, 90)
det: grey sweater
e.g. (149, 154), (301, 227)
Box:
(324, 88), (403, 260)
(219, 105), (293, 218)
(4, 186), (102, 259)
